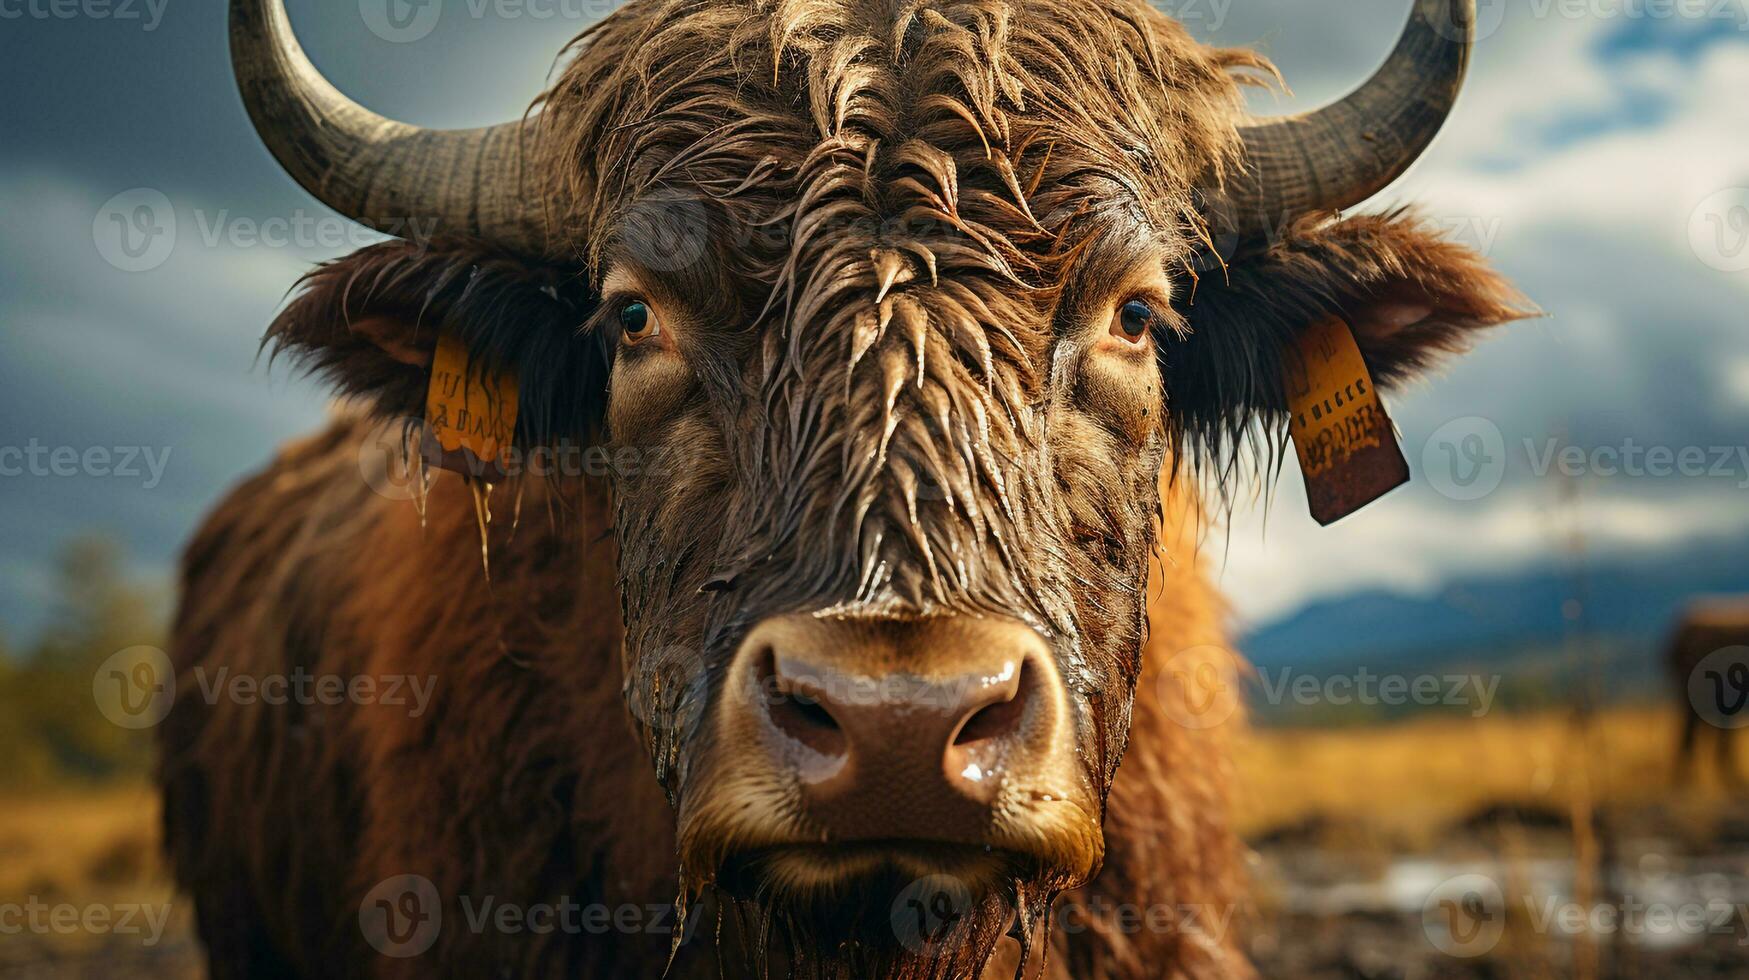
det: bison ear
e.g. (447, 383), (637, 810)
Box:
(267, 238), (610, 445)
(1164, 210), (1534, 461)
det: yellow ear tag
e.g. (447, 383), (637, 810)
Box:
(424, 333), (520, 480)
(1286, 316), (1409, 526)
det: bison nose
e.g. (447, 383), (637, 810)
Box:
(729, 614), (1062, 843)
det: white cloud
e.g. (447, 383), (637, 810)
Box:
(1408, 45), (1749, 272)
(1726, 358), (1749, 406)
(1213, 14), (1749, 627)
(1215, 473), (1749, 629)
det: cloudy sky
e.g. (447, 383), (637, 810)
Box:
(0, 0), (1745, 639)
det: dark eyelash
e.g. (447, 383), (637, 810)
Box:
(582, 292), (640, 338)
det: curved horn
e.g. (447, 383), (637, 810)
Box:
(230, 0), (552, 256)
(1213, 0), (1474, 237)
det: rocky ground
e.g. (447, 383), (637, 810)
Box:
(1246, 804), (1749, 979)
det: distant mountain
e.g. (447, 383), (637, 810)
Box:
(1239, 531), (1749, 673)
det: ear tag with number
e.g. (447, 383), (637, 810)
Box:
(424, 333), (520, 480)
(1286, 316), (1409, 526)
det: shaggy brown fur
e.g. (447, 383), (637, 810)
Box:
(1667, 598), (1749, 785)
(162, 0), (1529, 977)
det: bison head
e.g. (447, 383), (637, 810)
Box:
(235, 0), (1525, 973)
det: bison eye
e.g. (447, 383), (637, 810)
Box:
(1112, 299), (1154, 343)
(618, 299), (661, 346)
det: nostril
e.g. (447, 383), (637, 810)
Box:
(788, 692), (838, 732)
(951, 659), (1034, 747)
(757, 648), (848, 759)
(953, 694), (1020, 746)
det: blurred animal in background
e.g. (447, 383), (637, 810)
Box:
(1668, 596), (1749, 786)
(158, 0), (1528, 977)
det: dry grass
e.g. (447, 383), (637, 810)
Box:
(1232, 705), (1734, 844)
(0, 706), (1737, 976)
(1, 707), (1726, 898)
(0, 783), (166, 901)
(0, 782), (185, 965)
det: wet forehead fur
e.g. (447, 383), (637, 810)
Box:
(543, 0), (1262, 275)
(536, 0), (1262, 614)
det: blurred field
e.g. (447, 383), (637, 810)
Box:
(0, 785), (196, 977)
(3, 704), (1741, 977)
(1235, 706), (1747, 979)
(1234, 704), (1735, 842)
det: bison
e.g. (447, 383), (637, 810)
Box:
(1669, 597), (1749, 786)
(159, 0), (1527, 976)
